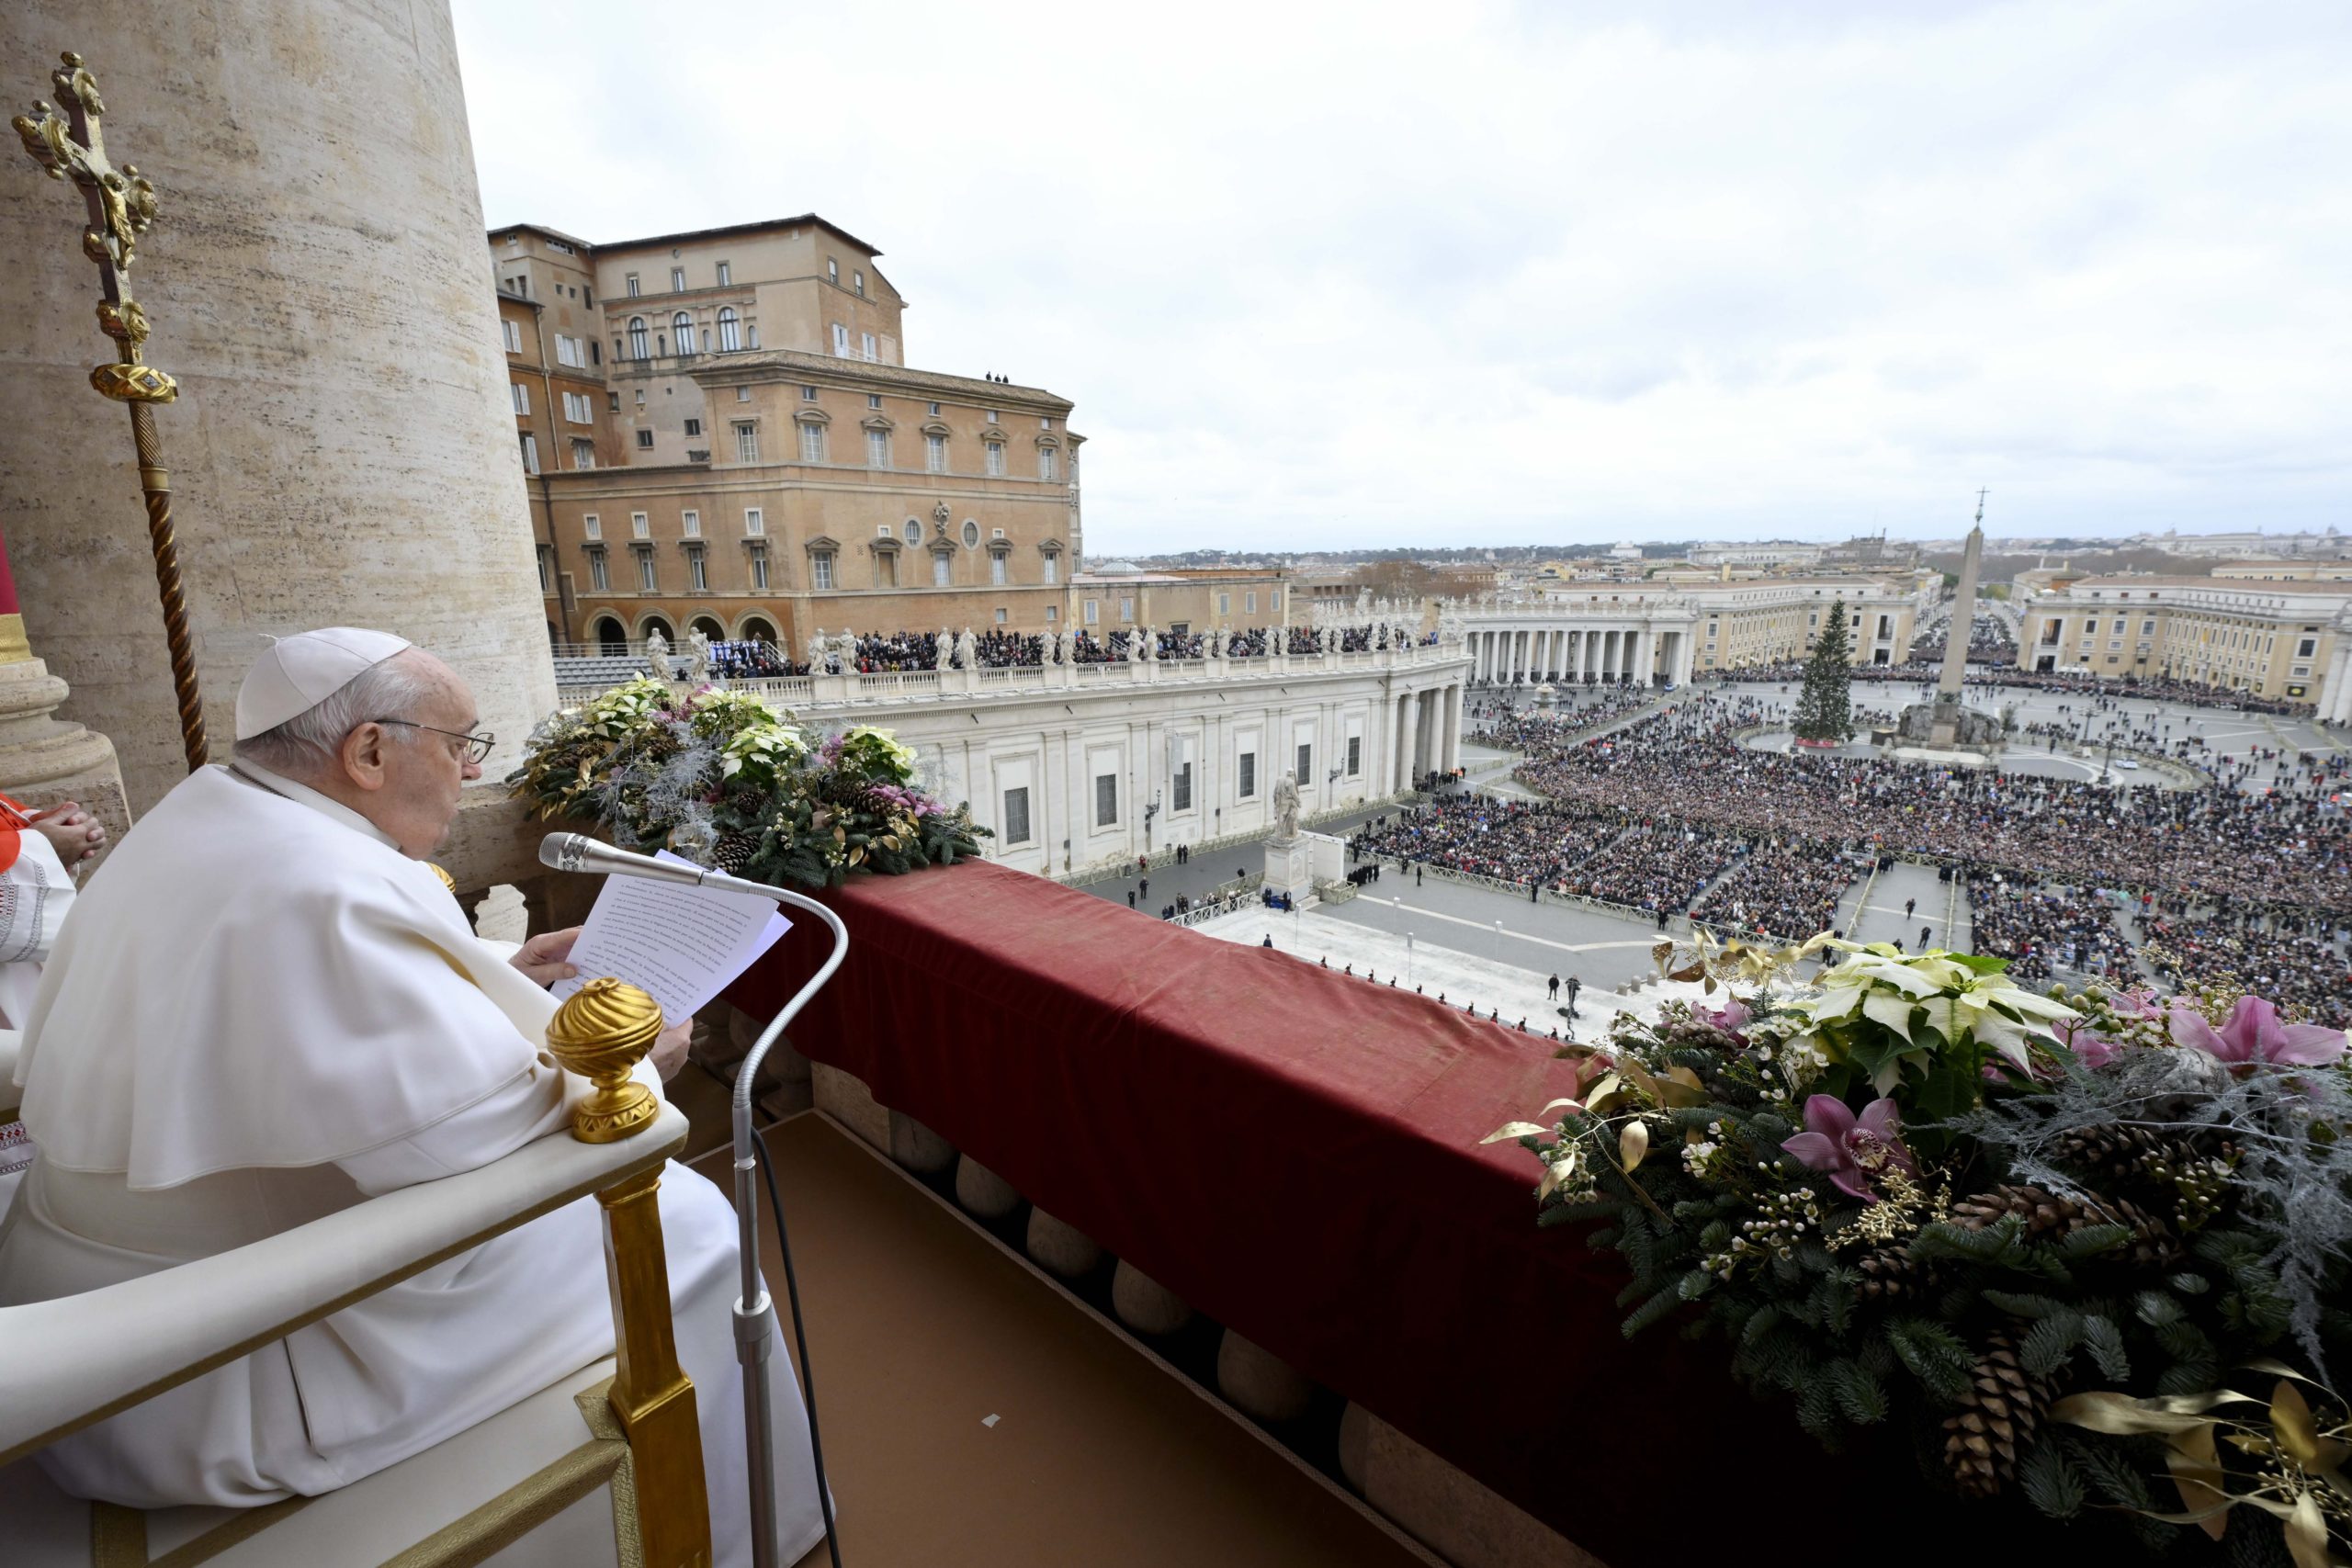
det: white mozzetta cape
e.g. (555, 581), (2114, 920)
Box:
(0, 764), (828, 1563)
(15, 763), (556, 1187)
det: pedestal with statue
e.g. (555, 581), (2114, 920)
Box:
(1261, 770), (1315, 905)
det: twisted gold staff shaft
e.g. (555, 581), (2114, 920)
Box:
(14, 49), (206, 771)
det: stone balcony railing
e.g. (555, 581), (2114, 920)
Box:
(552, 639), (1469, 712)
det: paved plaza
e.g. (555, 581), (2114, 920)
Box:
(1082, 671), (2349, 1007)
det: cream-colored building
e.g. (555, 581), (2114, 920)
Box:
(2210, 560), (2352, 582)
(1458, 578), (1920, 684)
(2015, 575), (2348, 703)
(491, 217), (1254, 655)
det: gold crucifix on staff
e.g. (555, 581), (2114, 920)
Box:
(14, 49), (208, 771)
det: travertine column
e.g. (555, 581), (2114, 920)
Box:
(2, 2), (556, 816)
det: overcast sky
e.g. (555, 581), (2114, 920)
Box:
(452, 0), (2350, 556)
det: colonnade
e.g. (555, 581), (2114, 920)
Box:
(1464, 624), (1695, 687)
(1389, 682), (1462, 789)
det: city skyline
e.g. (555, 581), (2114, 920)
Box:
(453, 0), (2351, 557)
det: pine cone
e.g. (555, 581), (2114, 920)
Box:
(1951, 1183), (2087, 1239)
(1951, 1183), (2182, 1266)
(712, 831), (758, 874)
(1942, 1331), (2052, 1497)
(2052, 1124), (2237, 1188)
(1856, 1245), (1932, 1300)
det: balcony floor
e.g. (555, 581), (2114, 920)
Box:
(684, 1111), (1439, 1568)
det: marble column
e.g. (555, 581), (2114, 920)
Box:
(1400, 689), (1422, 786)
(2, 0), (556, 816)
(1637, 628), (1656, 686)
(1568, 630), (1583, 682)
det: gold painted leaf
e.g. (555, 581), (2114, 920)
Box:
(1619, 1120), (1649, 1171)
(1481, 1122), (1552, 1145)
(2284, 1493), (2332, 1568)
(2166, 1424), (2231, 1541)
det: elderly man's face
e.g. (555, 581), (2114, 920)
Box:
(336, 652), (484, 856)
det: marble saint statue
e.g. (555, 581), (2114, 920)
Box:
(685, 627), (712, 682)
(956, 626), (978, 668)
(0, 628), (826, 1567)
(804, 629), (830, 672)
(934, 627), (954, 671)
(1272, 770), (1302, 840)
(643, 626), (669, 676)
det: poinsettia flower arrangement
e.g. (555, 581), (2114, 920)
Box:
(1487, 939), (2352, 1562)
(510, 677), (986, 887)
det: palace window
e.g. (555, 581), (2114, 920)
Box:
(926, 434), (947, 471)
(749, 547), (769, 590)
(736, 423), (760, 463)
(588, 549), (609, 592)
(827, 258), (839, 284)
(962, 520), (981, 547)
(812, 552), (835, 591)
(985, 441), (1005, 477)
(1119, 596), (1135, 623)
(687, 547), (707, 592)
(671, 266), (685, 291)
(583, 513), (602, 540)
(991, 553), (1007, 586)
(681, 509), (700, 537)
(1043, 553), (1058, 585)
(867, 429), (890, 468)
(636, 429), (654, 449)
(631, 512), (650, 539)
(608, 391), (621, 412)
(1084, 599), (1098, 625)
(570, 437), (596, 468)
(501, 319), (522, 353)
(861, 332), (876, 361)
(625, 273), (640, 297)
(854, 269), (865, 297)
(518, 433), (538, 473)
(536, 544), (551, 592)
(1002, 786), (1031, 846)
(1172, 761), (1193, 812)
(717, 260), (731, 286)
(673, 311), (695, 353)
(684, 417), (702, 437)
(1347, 736), (1362, 775)
(831, 322), (850, 356)
(637, 551), (657, 592)
(933, 552), (952, 587)
(1039, 447), (1057, 481)
(1238, 752), (1256, 798)
(1093, 774), (1117, 828)
(744, 507), (764, 536)
(800, 423), (826, 463)
(511, 383), (529, 414)
(1296, 743), (1312, 784)
(718, 307), (741, 353)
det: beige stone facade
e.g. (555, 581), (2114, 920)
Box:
(5, 0), (555, 815)
(487, 217), (1229, 655)
(2016, 575), (2348, 702)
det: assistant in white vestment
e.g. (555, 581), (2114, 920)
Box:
(0, 756), (827, 1567)
(0, 797), (76, 1031)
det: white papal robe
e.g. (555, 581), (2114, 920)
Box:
(0, 761), (826, 1567)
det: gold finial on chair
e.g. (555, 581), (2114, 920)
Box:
(546, 977), (663, 1144)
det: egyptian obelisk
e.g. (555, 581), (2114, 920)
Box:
(1928, 494), (1986, 746)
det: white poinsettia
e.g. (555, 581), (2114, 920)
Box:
(1800, 941), (2078, 1079)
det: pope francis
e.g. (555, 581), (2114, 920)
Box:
(0, 629), (827, 1566)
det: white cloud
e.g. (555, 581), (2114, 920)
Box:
(451, 0), (2352, 552)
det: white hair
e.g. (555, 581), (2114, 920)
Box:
(232, 650), (442, 778)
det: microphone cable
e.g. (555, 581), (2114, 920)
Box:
(753, 1125), (843, 1568)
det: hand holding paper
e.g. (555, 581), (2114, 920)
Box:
(551, 851), (791, 1022)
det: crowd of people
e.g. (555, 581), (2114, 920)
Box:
(1713, 661), (2314, 717)
(1960, 872), (2139, 987)
(712, 621), (1437, 678)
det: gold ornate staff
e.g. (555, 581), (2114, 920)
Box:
(14, 51), (207, 771)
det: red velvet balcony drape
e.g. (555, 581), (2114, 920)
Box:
(734, 860), (1921, 1560)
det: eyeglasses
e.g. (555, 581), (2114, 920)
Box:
(369, 719), (495, 764)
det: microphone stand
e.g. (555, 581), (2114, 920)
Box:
(540, 835), (848, 1568)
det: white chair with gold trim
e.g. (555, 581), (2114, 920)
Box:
(0, 983), (715, 1568)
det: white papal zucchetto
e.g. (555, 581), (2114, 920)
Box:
(233, 626), (414, 740)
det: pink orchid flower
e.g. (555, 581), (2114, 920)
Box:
(1781, 1095), (1916, 1202)
(2054, 1019), (2120, 1070)
(1700, 998), (1752, 1039)
(2169, 997), (2346, 1069)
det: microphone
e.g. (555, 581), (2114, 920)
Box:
(538, 831), (775, 901)
(537, 828), (851, 1568)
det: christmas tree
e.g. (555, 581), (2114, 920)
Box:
(1792, 596), (1854, 746)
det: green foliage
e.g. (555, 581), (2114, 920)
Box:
(1494, 983), (2352, 1565)
(509, 683), (987, 890)
(1792, 594), (1856, 743)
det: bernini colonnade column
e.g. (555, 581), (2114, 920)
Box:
(1, 0), (556, 818)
